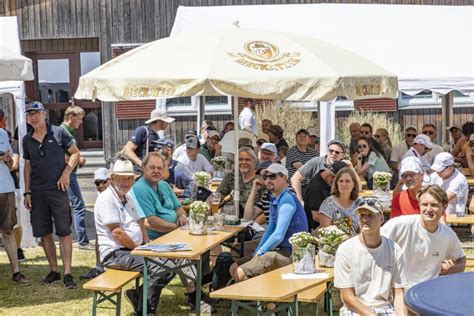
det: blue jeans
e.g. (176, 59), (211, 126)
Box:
(68, 172), (89, 246)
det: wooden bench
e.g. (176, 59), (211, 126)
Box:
(83, 269), (141, 316)
(279, 282), (329, 315)
(466, 257), (474, 269)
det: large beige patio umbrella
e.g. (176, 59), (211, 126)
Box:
(0, 46), (34, 81)
(75, 27), (398, 213)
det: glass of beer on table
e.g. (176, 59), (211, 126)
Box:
(211, 192), (221, 215)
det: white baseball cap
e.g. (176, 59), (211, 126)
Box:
(260, 143), (277, 154)
(111, 159), (136, 176)
(431, 152), (454, 172)
(265, 163), (288, 177)
(414, 134), (433, 149)
(94, 168), (109, 181)
(399, 156), (423, 176)
(145, 108), (175, 124)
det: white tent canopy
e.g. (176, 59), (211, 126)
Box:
(172, 3), (474, 97)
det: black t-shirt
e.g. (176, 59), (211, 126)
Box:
(129, 126), (161, 160)
(303, 173), (331, 231)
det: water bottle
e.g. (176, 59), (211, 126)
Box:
(455, 203), (465, 217)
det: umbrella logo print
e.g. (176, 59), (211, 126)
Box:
(228, 40), (301, 71)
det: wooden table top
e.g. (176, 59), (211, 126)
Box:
(467, 177), (474, 186)
(210, 264), (334, 302)
(446, 214), (474, 225)
(359, 190), (393, 197)
(131, 225), (245, 260)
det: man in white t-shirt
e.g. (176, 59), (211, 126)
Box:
(403, 134), (432, 173)
(335, 197), (407, 316)
(176, 135), (213, 174)
(94, 159), (172, 314)
(428, 152), (468, 223)
(381, 185), (466, 289)
(239, 98), (257, 135)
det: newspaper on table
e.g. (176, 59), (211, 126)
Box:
(135, 243), (192, 252)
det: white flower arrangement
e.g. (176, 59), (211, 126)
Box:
(289, 232), (316, 248)
(211, 156), (227, 169)
(192, 171), (211, 188)
(189, 201), (209, 215)
(314, 225), (349, 255)
(373, 171), (392, 187)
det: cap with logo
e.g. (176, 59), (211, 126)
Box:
(25, 101), (45, 112)
(327, 139), (346, 153)
(431, 152), (454, 172)
(186, 136), (200, 149)
(399, 156), (423, 176)
(265, 163), (288, 177)
(414, 134), (433, 149)
(111, 159), (135, 176)
(355, 198), (384, 215)
(94, 168), (109, 181)
(260, 142), (277, 154)
(145, 108), (175, 124)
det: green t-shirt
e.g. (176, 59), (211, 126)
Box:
(131, 177), (181, 240)
(218, 172), (264, 211)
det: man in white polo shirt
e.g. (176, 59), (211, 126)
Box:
(335, 197), (407, 316)
(381, 185), (466, 289)
(428, 152), (468, 224)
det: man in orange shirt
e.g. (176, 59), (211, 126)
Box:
(391, 157), (424, 218)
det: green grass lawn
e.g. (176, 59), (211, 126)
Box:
(0, 226), (472, 316)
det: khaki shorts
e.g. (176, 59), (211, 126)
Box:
(0, 192), (17, 231)
(239, 249), (292, 278)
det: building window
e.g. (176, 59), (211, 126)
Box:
(37, 59), (71, 104)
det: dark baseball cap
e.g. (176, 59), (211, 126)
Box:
(157, 138), (174, 149)
(296, 128), (309, 136)
(326, 161), (348, 175)
(25, 101), (45, 112)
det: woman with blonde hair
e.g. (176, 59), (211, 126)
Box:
(318, 167), (361, 234)
(374, 128), (392, 163)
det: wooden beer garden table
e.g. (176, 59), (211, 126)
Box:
(446, 214), (474, 225)
(131, 224), (246, 315)
(210, 263), (334, 316)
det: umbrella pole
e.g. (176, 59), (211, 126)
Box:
(233, 96), (240, 218)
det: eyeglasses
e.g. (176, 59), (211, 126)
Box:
(257, 140), (265, 146)
(94, 180), (108, 186)
(356, 197), (383, 211)
(358, 144), (368, 149)
(38, 144), (45, 157)
(209, 137), (220, 141)
(262, 173), (283, 180)
(422, 131), (435, 135)
(328, 149), (342, 155)
(406, 133), (417, 138)
(361, 131), (371, 135)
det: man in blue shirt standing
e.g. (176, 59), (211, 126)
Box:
(231, 163), (308, 282)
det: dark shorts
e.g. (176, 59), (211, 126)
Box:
(31, 190), (72, 237)
(0, 192), (17, 231)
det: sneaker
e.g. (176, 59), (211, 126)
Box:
(80, 268), (103, 280)
(12, 272), (31, 286)
(63, 274), (77, 289)
(17, 248), (25, 262)
(124, 289), (138, 312)
(42, 271), (61, 285)
(78, 242), (95, 250)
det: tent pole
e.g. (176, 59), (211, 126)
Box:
(441, 92), (454, 147)
(232, 96), (240, 218)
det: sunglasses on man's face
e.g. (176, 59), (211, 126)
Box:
(422, 131), (435, 135)
(94, 180), (108, 186)
(406, 133), (417, 138)
(361, 131), (370, 135)
(262, 173), (283, 180)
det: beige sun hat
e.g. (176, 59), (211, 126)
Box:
(145, 108), (175, 124)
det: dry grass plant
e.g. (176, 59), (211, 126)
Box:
(336, 110), (403, 147)
(255, 100), (317, 147)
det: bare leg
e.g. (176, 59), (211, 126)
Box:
(41, 234), (58, 272)
(230, 263), (248, 283)
(13, 226), (22, 248)
(2, 229), (19, 273)
(59, 234), (73, 274)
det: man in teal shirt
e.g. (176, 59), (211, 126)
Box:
(131, 152), (214, 313)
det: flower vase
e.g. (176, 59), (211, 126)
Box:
(188, 211), (208, 235)
(214, 166), (225, 180)
(374, 181), (390, 201)
(318, 250), (335, 268)
(292, 245), (316, 274)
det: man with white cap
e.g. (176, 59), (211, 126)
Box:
(177, 135), (213, 174)
(258, 142), (277, 165)
(123, 108), (175, 167)
(402, 134), (432, 173)
(335, 197), (407, 316)
(428, 152), (468, 223)
(94, 158), (173, 314)
(381, 185), (466, 289)
(80, 167), (110, 280)
(390, 156), (425, 218)
(230, 163), (308, 282)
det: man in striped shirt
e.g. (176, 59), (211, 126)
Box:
(285, 129), (317, 188)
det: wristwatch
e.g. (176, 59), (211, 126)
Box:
(23, 192), (31, 197)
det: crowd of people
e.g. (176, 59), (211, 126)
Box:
(0, 98), (471, 315)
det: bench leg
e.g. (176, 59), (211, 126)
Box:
(231, 300), (238, 315)
(92, 291), (98, 316)
(292, 296), (299, 316)
(143, 257), (148, 315)
(195, 258), (202, 316)
(327, 282), (333, 316)
(116, 291), (122, 316)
